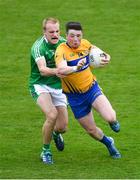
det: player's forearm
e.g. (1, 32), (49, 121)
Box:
(58, 66), (77, 75)
(39, 67), (57, 76)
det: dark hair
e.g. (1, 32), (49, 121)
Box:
(65, 22), (83, 33)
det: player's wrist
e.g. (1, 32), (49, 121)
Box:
(72, 66), (78, 73)
(52, 68), (57, 75)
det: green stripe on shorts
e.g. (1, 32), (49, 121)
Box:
(29, 86), (39, 102)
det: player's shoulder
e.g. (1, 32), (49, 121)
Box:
(55, 42), (68, 56)
(81, 39), (93, 50)
(31, 36), (45, 50)
(81, 39), (92, 45)
(57, 41), (67, 49)
(59, 36), (66, 43)
(57, 36), (67, 49)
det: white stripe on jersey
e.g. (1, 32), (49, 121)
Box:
(35, 56), (45, 62)
(35, 37), (44, 58)
(34, 36), (44, 59)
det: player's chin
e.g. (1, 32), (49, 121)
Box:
(51, 39), (59, 44)
(73, 44), (79, 49)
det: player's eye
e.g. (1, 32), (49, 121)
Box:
(70, 35), (75, 38)
(49, 30), (59, 34)
(49, 31), (55, 34)
(77, 34), (81, 38)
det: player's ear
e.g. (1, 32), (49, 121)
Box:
(66, 33), (68, 38)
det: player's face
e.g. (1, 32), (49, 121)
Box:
(44, 22), (60, 44)
(66, 30), (82, 48)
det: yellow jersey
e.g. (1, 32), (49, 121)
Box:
(55, 39), (96, 93)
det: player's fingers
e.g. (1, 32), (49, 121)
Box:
(100, 61), (109, 64)
(100, 62), (109, 66)
(101, 57), (110, 64)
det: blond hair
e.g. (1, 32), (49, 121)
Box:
(42, 17), (60, 31)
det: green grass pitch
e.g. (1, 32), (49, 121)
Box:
(0, 0), (140, 178)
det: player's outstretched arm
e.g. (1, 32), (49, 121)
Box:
(56, 60), (78, 75)
(36, 57), (57, 76)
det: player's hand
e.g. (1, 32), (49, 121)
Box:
(100, 53), (111, 67)
(55, 69), (66, 78)
(77, 59), (86, 70)
(56, 73), (66, 78)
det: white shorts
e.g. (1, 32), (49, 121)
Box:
(31, 84), (67, 107)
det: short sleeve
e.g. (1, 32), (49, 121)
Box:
(82, 39), (93, 50)
(31, 44), (45, 62)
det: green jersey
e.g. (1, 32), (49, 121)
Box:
(29, 35), (66, 89)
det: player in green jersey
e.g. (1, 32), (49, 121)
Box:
(29, 17), (68, 164)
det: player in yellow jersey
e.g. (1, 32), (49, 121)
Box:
(55, 21), (121, 159)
